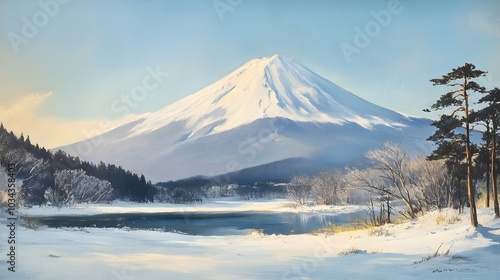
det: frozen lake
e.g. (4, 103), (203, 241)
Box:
(25, 211), (366, 235)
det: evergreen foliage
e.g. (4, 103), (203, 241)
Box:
(425, 63), (487, 227)
(0, 123), (155, 205)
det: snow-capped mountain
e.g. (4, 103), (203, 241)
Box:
(60, 55), (433, 182)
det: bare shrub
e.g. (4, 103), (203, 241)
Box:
(414, 243), (452, 264)
(287, 175), (311, 206)
(44, 169), (113, 207)
(21, 217), (43, 230)
(435, 212), (461, 225)
(348, 142), (454, 219)
(310, 170), (344, 205)
(338, 247), (363, 256)
(368, 227), (388, 236)
(450, 254), (468, 261)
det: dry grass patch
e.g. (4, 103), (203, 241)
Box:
(435, 212), (461, 225)
(449, 254), (469, 261)
(414, 243), (454, 264)
(368, 226), (389, 236)
(311, 220), (371, 235)
(338, 247), (363, 256)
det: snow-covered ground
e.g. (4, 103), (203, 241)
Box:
(2, 201), (500, 279)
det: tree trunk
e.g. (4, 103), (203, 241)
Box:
(464, 80), (479, 227)
(386, 198), (391, 223)
(457, 178), (463, 212)
(407, 193), (416, 219)
(492, 116), (499, 218)
(486, 167), (491, 208)
(486, 126), (491, 208)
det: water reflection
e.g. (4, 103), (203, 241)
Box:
(26, 211), (366, 236)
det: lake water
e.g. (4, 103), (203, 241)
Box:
(25, 211), (366, 236)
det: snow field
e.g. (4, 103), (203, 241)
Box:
(3, 201), (500, 279)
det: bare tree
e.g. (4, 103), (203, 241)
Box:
(346, 167), (395, 221)
(309, 170), (352, 205)
(45, 169), (113, 207)
(287, 175), (311, 206)
(1, 149), (53, 205)
(348, 142), (461, 219)
(409, 157), (452, 211)
(365, 142), (420, 218)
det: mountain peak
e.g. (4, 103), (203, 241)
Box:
(127, 55), (406, 137)
(266, 53), (285, 62)
(247, 54), (290, 69)
(59, 55), (429, 181)
(259, 53), (282, 61)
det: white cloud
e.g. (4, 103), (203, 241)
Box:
(0, 92), (135, 149)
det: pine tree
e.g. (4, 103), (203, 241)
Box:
(424, 63), (487, 227)
(477, 87), (500, 218)
(469, 109), (492, 208)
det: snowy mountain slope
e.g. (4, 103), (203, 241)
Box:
(127, 54), (407, 138)
(59, 55), (433, 181)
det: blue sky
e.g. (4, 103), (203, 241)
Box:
(1, 0), (499, 147)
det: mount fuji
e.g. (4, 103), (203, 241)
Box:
(60, 55), (433, 182)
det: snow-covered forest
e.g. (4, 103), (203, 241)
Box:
(0, 123), (155, 206)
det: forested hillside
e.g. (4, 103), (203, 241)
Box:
(0, 123), (155, 206)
